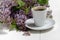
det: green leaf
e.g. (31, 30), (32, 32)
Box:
(9, 19), (16, 31)
(11, 20), (16, 25)
(9, 24), (16, 31)
(37, 0), (48, 6)
(25, 7), (30, 14)
(17, 0), (25, 8)
(0, 21), (3, 23)
(11, 6), (20, 12)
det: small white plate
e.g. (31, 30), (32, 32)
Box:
(25, 18), (55, 30)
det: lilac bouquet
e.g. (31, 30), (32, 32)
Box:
(0, 0), (49, 31)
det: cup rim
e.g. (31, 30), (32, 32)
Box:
(31, 6), (47, 11)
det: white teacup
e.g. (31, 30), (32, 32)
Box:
(31, 6), (47, 26)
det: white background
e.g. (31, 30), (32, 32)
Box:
(0, 0), (60, 40)
(41, 0), (60, 40)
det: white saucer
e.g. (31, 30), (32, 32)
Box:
(25, 18), (55, 30)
